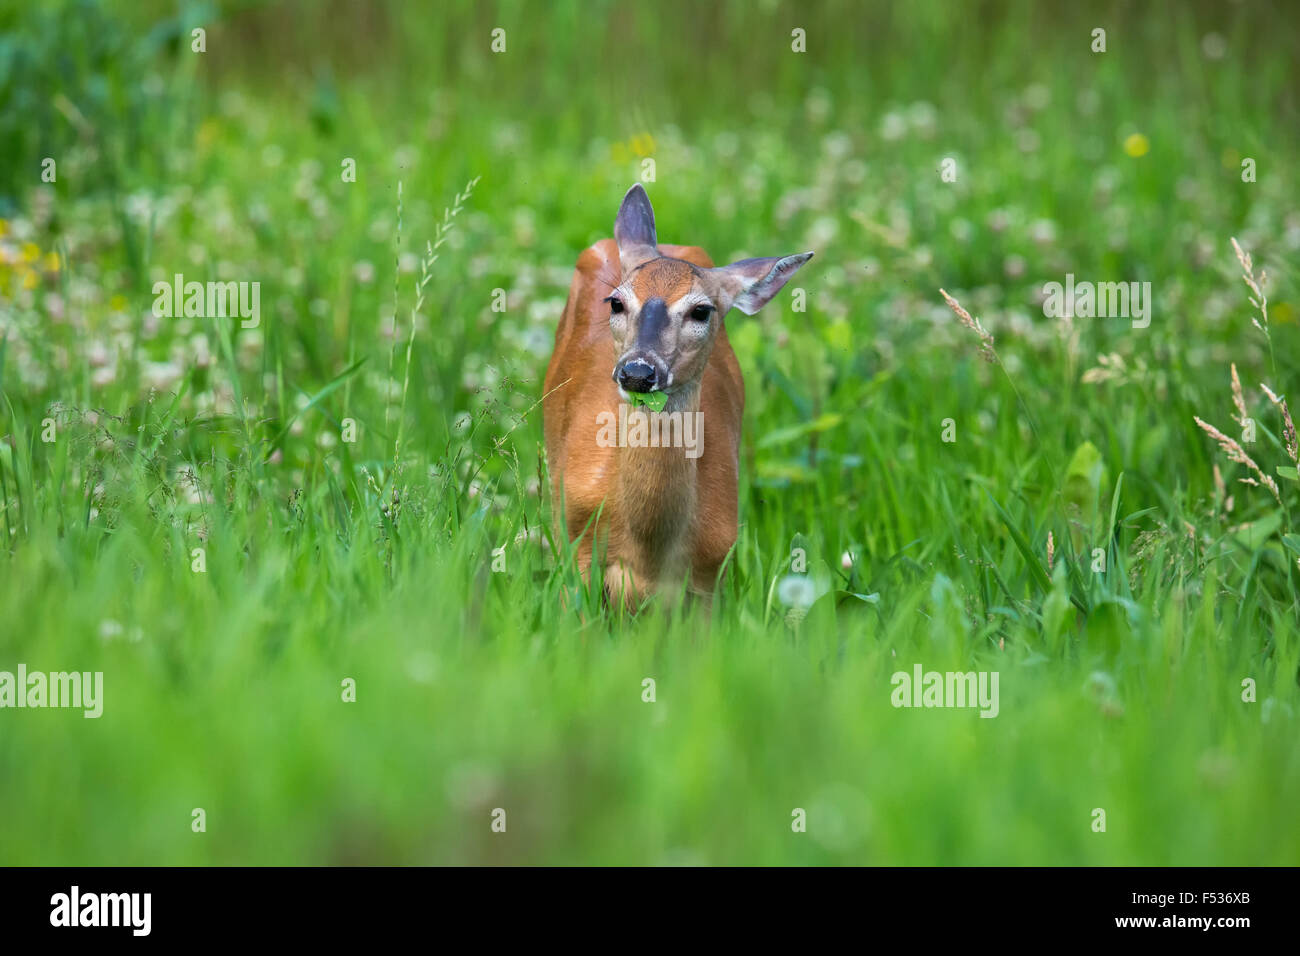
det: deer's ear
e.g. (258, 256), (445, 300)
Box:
(614, 184), (658, 271)
(713, 252), (814, 315)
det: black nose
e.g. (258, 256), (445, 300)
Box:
(617, 360), (657, 393)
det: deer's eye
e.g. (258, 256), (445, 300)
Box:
(607, 296), (625, 315)
(689, 304), (714, 322)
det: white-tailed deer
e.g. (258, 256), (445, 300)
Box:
(543, 184), (812, 607)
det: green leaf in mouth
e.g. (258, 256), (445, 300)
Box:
(626, 390), (668, 412)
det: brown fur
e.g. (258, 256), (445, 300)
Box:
(630, 258), (697, 303)
(543, 239), (743, 606)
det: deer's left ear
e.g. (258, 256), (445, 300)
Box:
(712, 252), (814, 315)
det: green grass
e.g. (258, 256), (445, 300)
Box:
(1, 0), (1299, 864)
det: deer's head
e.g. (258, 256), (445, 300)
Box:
(606, 184), (812, 399)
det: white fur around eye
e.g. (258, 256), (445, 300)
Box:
(678, 296), (716, 330)
(682, 315), (711, 338)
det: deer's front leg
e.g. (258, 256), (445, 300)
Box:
(603, 559), (654, 612)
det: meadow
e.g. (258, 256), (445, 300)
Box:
(1, 0), (1298, 865)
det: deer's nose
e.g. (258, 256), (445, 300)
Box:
(616, 359), (657, 393)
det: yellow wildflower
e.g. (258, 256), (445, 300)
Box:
(1123, 133), (1150, 158)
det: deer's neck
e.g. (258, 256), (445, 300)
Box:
(615, 384), (703, 578)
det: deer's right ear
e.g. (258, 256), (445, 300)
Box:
(614, 184), (658, 272)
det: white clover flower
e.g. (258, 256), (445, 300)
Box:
(880, 110), (907, 141)
(778, 574), (817, 609)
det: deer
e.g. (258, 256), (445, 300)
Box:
(543, 184), (812, 609)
